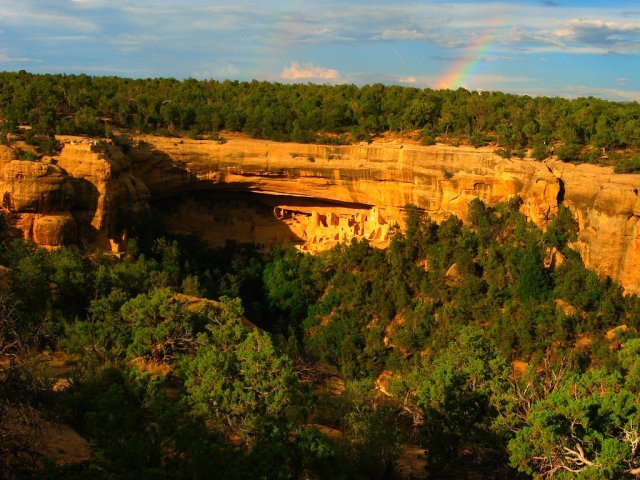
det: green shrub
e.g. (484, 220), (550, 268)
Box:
(556, 143), (582, 162)
(531, 143), (549, 160)
(495, 147), (512, 159)
(614, 157), (640, 173)
(17, 149), (38, 161)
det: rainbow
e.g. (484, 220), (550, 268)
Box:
(437, 17), (505, 90)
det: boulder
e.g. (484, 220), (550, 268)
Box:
(32, 213), (77, 246)
(0, 161), (74, 213)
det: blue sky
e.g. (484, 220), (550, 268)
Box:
(1, 0), (639, 100)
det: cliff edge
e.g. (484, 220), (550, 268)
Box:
(0, 134), (638, 294)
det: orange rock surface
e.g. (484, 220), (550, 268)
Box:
(0, 133), (639, 294)
(131, 134), (561, 253)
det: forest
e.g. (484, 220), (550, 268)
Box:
(0, 71), (639, 171)
(1, 73), (640, 478)
(1, 197), (640, 479)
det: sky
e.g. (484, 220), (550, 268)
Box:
(1, 0), (639, 101)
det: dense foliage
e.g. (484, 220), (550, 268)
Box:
(1, 197), (640, 478)
(1, 71), (639, 170)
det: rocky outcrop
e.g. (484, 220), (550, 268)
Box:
(132, 135), (560, 224)
(0, 145), (17, 163)
(132, 135), (561, 252)
(130, 134), (640, 294)
(0, 161), (75, 213)
(0, 139), (149, 250)
(1, 134), (639, 294)
(0, 160), (77, 247)
(547, 161), (640, 294)
(55, 140), (150, 250)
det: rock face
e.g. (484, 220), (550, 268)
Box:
(0, 160), (77, 247)
(55, 140), (149, 250)
(131, 134), (561, 252)
(1, 134), (639, 295)
(131, 134), (639, 294)
(0, 139), (149, 250)
(547, 161), (640, 294)
(0, 160), (75, 213)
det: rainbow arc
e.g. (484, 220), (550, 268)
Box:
(436, 17), (505, 90)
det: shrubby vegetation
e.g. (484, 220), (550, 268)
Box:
(1, 71), (639, 169)
(2, 72), (640, 476)
(1, 196), (640, 478)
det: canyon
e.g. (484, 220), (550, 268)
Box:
(0, 133), (639, 294)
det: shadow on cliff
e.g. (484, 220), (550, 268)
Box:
(127, 140), (208, 198)
(126, 141), (305, 248)
(126, 140), (378, 250)
(150, 189), (308, 250)
(67, 178), (102, 248)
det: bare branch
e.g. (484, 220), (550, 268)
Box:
(562, 443), (600, 473)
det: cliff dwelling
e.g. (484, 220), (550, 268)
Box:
(154, 190), (391, 252)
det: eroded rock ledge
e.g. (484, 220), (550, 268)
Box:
(0, 134), (638, 294)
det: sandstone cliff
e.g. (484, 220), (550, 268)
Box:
(55, 139), (149, 251)
(547, 160), (640, 294)
(0, 134), (638, 294)
(130, 134), (560, 252)
(0, 138), (149, 250)
(0, 159), (77, 247)
(129, 134), (638, 294)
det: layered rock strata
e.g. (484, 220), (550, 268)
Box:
(0, 160), (77, 247)
(547, 160), (640, 294)
(0, 134), (638, 294)
(0, 139), (149, 250)
(131, 135), (638, 293)
(55, 140), (149, 250)
(131, 135), (561, 252)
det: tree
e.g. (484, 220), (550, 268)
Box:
(413, 327), (511, 472)
(515, 241), (550, 301)
(182, 298), (307, 445)
(509, 369), (640, 478)
(121, 288), (203, 362)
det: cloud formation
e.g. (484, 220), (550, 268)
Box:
(0, 1), (638, 100)
(280, 62), (339, 81)
(374, 28), (428, 41)
(553, 19), (640, 53)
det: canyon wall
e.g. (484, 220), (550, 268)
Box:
(0, 139), (149, 251)
(129, 135), (561, 251)
(546, 160), (640, 293)
(0, 134), (638, 293)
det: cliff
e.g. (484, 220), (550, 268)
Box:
(55, 139), (149, 251)
(0, 159), (77, 247)
(546, 161), (640, 293)
(129, 134), (560, 251)
(0, 138), (148, 250)
(0, 134), (638, 294)
(125, 134), (639, 294)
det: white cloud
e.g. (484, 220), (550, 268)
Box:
(375, 28), (428, 41)
(0, 47), (31, 63)
(542, 18), (640, 53)
(387, 74), (440, 88)
(0, 3), (99, 32)
(280, 62), (339, 81)
(109, 34), (162, 50)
